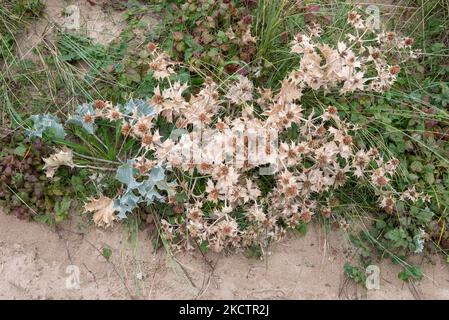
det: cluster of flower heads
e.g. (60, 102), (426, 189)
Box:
(29, 12), (429, 254)
(288, 10), (419, 94)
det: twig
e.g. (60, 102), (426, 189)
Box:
(75, 164), (117, 171)
(83, 263), (99, 288)
(408, 281), (422, 300)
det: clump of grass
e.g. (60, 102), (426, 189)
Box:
(0, 1), (163, 130)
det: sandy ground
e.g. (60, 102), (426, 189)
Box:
(16, 0), (126, 61)
(1, 212), (449, 300)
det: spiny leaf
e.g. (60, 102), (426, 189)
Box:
(116, 160), (141, 189)
(122, 99), (156, 117)
(67, 103), (96, 134)
(27, 114), (66, 139)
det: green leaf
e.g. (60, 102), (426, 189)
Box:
(385, 228), (409, 249)
(199, 240), (209, 253)
(375, 219), (386, 229)
(296, 222), (308, 235)
(414, 207), (434, 224)
(102, 246), (112, 260)
(424, 172), (435, 185)
(14, 144), (27, 157)
(410, 161), (423, 173)
(344, 263), (366, 286)
(52, 138), (91, 154)
(54, 197), (72, 223)
(175, 191), (188, 204)
(385, 228), (404, 242)
(398, 265), (422, 282)
(34, 214), (53, 225)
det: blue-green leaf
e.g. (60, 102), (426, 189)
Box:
(27, 114), (66, 139)
(116, 160), (141, 189)
(67, 103), (96, 134)
(142, 186), (165, 204)
(120, 189), (141, 208)
(122, 99), (156, 117)
(113, 189), (141, 219)
(149, 166), (165, 182)
(113, 200), (134, 219)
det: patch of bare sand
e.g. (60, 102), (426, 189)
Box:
(16, 0), (127, 61)
(1, 212), (448, 300)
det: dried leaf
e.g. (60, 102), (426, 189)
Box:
(43, 148), (75, 178)
(84, 196), (117, 228)
(241, 28), (257, 45)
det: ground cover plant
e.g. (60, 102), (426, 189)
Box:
(1, 0), (448, 289)
(0, 132), (95, 224)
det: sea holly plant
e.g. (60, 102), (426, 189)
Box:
(25, 12), (431, 255)
(27, 99), (178, 228)
(113, 159), (176, 219)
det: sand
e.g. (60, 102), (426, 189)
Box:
(1, 212), (448, 300)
